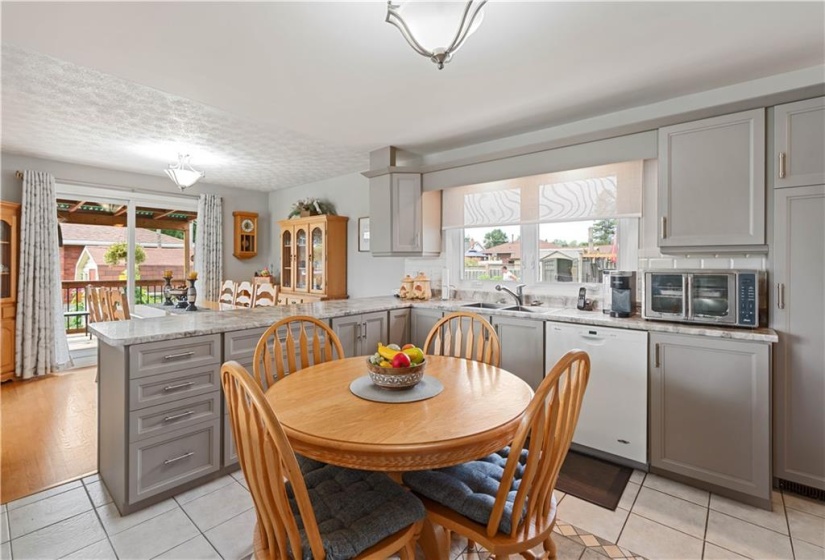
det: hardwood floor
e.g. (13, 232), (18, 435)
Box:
(0, 366), (97, 504)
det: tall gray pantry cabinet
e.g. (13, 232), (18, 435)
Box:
(771, 96), (825, 493)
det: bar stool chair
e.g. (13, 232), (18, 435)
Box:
(234, 281), (254, 308)
(252, 282), (278, 307)
(219, 280), (237, 308)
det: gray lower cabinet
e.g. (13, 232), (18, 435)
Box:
(388, 308), (411, 347)
(771, 184), (825, 491)
(492, 316), (545, 391)
(222, 328), (267, 467)
(331, 311), (388, 357)
(410, 308), (443, 349)
(649, 332), (772, 509)
(658, 108), (766, 250)
(98, 334), (224, 515)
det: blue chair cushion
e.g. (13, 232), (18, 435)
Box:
(402, 447), (528, 534)
(289, 457), (425, 560)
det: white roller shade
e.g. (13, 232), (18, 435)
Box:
(442, 160), (642, 229)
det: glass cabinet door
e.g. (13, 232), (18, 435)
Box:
(310, 225), (325, 293)
(281, 229), (293, 289)
(295, 226), (308, 291)
(0, 219), (10, 300)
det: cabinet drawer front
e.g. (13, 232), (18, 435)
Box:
(129, 420), (220, 502)
(129, 335), (221, 379)
(224, 328), (266, 362)
(130, 365), (219, 411)
(130, 393), (220, 443)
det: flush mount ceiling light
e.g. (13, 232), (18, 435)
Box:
(164, 154), (205, 191)
(386, 0), (487, 70)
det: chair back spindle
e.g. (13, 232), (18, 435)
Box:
(424, 311), (501, 366)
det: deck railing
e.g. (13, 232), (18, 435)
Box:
(62, 279), (167, 334)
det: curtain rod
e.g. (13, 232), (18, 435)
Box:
(14, 170), (199, 202)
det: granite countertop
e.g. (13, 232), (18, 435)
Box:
(90, 296), (779, 346)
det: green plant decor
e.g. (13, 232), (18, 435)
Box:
(288, 198), (337, 218)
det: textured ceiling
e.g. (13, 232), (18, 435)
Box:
(1, 2), (824, 192)
(1, 46), (367, 191)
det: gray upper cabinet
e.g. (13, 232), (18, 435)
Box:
(774, 97), (825, 189)
(649, 332), (771, 509)
(369, 173), (442, 256)
(492, 316), (544, 391)
(772, 184), (825, 491)
(658, 109), (766, 250)
(331, 311), (388, 358)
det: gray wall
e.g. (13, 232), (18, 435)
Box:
(267, 172), (405, 298)
(1, 152), (270, 281)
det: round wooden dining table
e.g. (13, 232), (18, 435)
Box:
(265, 355), (534, 472)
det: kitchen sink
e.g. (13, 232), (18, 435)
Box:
(500, 305), (545, 313)
(460, 302), (506, 309)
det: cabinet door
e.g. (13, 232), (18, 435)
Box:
(772, 185), (825, 490)
(361, 311), (388, 357)
(331, 315), (361, 358)
(391, 174), (423, 253)
(309, 223), (326, 294)
(492, 316), (544, 391)
(658, 109), (765, 248)
(775, 97), (825, 188)
(294, 225), (309, 292)
(388, 309), (411, 347)
(281, 227), (294, 291)
(411, 308), (443, 350)
(1, 317), (14, 374)
(650, 333), (771, 503)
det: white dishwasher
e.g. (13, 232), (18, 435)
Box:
(546, 323), (648, 465)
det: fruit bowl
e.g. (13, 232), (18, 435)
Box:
(366, 358), (426, 390)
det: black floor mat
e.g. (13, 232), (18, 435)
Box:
(555, 450), (633, 511)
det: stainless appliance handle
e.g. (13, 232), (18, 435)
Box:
(777, 283), (785, 310)
(778, 152), (786, 179)
(685, 274), (692, 319)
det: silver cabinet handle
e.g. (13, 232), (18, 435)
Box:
(777, 283), (785, 310)
(163, 381), (195, 392)
(163, 410), (194, 422)
(778, 152), (787, 179)
(356, 321), (361, 341)
(163, 351), (195, 361)
(654, 343), (660, 368)
(660, 216), (667, 239)
(163, 451), (194, 465)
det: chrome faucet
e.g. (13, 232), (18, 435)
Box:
(495, 283), (526, 306)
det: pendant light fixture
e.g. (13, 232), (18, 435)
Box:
(165, 154), (205, 191)
(385, 0), (488, 69)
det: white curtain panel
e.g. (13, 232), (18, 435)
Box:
(195, 193), (222, 302)
(16, 171), (73, 378)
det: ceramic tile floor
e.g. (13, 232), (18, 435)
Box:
(2, 469), (824, 560)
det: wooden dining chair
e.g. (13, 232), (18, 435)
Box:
(424, 311), (501, 367)
(402, 350), (591, 560)
(221, 361), (424, 560)
(108, 287), (131, 320)
(234, 281), (254, 308)
(252, 282), (278, 307)
(252, 316), (345, 390)
(86, 285), (103, 323)
(219, 280), (237, 306)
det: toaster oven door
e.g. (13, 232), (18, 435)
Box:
(645, 273), (687, 319)
(688, 273), (737, 324)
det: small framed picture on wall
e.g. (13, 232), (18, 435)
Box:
(358, 217), (370, 252)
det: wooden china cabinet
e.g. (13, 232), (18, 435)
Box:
(278, 215), (348, 302)
(1, 201), (20, 382)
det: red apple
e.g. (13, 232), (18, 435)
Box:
(401, 343), (415, 350)
(391, 352), (411, 368)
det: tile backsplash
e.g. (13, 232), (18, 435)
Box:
(639, 255), (767, 271)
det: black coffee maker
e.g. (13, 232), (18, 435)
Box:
(610, 271), (637, 318)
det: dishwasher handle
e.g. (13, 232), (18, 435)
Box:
(577, 331), (607, 346)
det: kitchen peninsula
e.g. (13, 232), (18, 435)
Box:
(91, 296), (778, 515)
